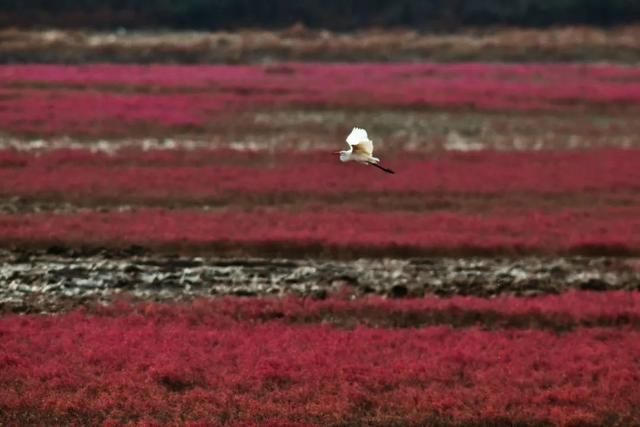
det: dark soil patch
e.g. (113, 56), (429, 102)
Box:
(2, 248), (639, 315)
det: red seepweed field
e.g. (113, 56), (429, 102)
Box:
(2, 292), (640, 426)
(1, 147), (640, 256)
(2, 63), (640, 137)
(3, 207), (640, 257)
(1, 60), (640, 426)
(2, 148), (640, 199)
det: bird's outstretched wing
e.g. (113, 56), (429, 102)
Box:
(346, 127), (368, 145)
(346, 127), (374, 156)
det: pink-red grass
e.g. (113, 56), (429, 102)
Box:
(1, 208), (640, 255)
(1, 292), (640, 425)
(1, 149), (640, 204)
(226, 290), (640, 329)
(2, 63), (640, 136)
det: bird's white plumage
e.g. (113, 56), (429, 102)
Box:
(337, 126), (394, 173)
(345, 127), (374, 156)
(346, 127), (369, 145)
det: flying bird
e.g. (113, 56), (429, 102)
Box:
(334, 127), (395, 174)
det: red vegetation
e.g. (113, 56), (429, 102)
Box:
(247, 290), (640, 329)
(2, 63), (640, 136)
(1, 148), (640, 205)
(1, 207), (640, 255)
(1, 292), (639, 425)
(2, 147), (639, 254)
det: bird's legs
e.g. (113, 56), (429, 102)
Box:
(367, 162), (395, 174)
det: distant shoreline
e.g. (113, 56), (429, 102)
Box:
(3, 26), (640, 64)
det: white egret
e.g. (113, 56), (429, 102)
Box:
(334, 127), (395, 174)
